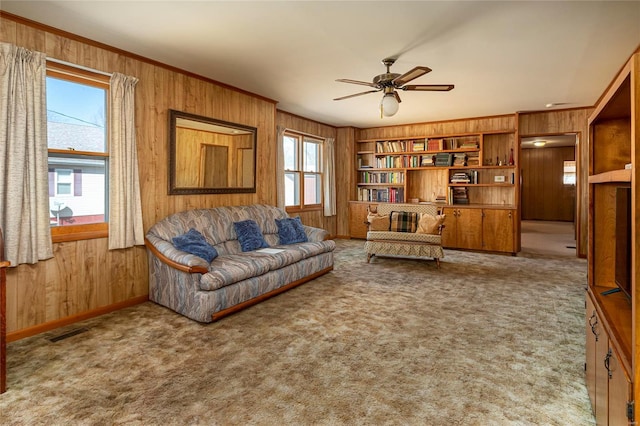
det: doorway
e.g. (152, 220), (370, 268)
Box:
(520, 133), (578, 255)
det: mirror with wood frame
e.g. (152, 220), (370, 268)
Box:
(168, 109), (257, 194)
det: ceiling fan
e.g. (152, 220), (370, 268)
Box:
(334, 58), (454, 117)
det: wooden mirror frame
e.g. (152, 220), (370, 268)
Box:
(168, 109), (257, 195)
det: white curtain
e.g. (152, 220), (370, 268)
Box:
(108, 73), (144, 250)
(323, 137), (336, 216)
(0, 43), (53, 266)
(276, 125), (285, 209)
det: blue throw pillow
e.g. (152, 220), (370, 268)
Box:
(172, 228), (218, 262)
(276, 216), (308, 245)
(233, 219), (269, 252)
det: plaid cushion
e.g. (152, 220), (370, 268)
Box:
(389, 211), (419, 233)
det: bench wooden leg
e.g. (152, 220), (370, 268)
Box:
(367, 253), (374, 263)
(435, 258), (441, 268)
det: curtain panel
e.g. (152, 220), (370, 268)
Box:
(0, 43), (53, 266)
(108, 73), (144, 250)
(323, 137), (336, 216)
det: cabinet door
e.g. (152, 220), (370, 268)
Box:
(349, 203), (376, 239)
(441, 207), (457, 248)
(607, 346), (631, 426)
(456, 208), (483, 250)
(482, 209), (515, 252)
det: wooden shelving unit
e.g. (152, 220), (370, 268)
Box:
(351, 129), (520, 253)
(585, 52), (639, 426)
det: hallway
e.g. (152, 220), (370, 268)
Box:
(520, 220), (578, 258)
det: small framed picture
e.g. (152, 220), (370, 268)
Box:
(494, 176), (506, 183)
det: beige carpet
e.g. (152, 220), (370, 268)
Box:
(521, 220), (577, 258)
(1, 239), (593, 425)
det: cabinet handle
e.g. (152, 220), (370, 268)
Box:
(588, 311), (599, 341)
(508, 211), (512, 219)
(604, 349), (613, 379)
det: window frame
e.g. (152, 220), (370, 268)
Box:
(283, 131), (323, 213)
(46, 62), (110, 243)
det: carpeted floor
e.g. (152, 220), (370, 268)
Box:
(1, 239), (594, 425)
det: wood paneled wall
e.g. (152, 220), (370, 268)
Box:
(519, 108), (592, 257)
(1, 14), (277, 337)
(357, 115), (516, 140)
(521, 146), (576, 221)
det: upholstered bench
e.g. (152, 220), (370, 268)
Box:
(364, 203), (444, 267)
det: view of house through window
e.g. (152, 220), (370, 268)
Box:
(563, 160), (576, 185)
(283, 132), (322, 211)
(46, 65), (109, 231)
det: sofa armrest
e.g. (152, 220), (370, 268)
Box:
(303, 225), (330, 242)
(145, 235), (209, 274)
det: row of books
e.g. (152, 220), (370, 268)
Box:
(374, 137), (480, 154)
(358, 187), (405, 203)
(359, 171), (404, 183)
(450, 187), (469, 204)
(450, 172), (471, 184)
(371, 152), (490, 169)
(375, 155), (435, 168)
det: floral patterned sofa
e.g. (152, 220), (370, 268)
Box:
(145, 204), (335, 322)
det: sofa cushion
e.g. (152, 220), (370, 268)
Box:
(367, 231), (442, 245)
(390, 211), (419, 233)
(276, 217), (308, 245)
(198, 240), (336, 291)
(234, 219), (269, 252)
(200, 254), (273, 291)
(172, 228), (218, 262)
(416, 213), (446, 235)
(367, 212), (390, 231)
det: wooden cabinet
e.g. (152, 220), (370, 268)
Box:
(349, 201), (377, 239)
(441, 207), (515, 253)
(586, 52), (639, 425)
(441, 207), (483, 250)
(482, 209), (514, 253)
(586, 293), (632, 425)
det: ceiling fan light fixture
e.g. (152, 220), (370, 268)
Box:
(381, 92), (399, 117)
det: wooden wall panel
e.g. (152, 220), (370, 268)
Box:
(357, 115), (516, 141)
(519, 108), (592, 257)
(1, 14), (277, 337)
(521, 146), (576, 221)
(335, 127), (356, 238)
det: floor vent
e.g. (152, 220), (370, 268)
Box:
(48, 327), (89, 342)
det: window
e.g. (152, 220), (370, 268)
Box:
(563, 160), (576, 185)
(283, 132), (323, 211)
(46, 63), (109, 241)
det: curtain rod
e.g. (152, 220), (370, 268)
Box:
(46, 57), (112, 77)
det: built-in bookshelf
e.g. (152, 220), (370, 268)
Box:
(585, 52), (639, 425)
(355, 131), (517, 206)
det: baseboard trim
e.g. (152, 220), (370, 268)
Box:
(6, 295), (149, 342)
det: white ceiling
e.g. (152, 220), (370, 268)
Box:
(2, 1), (639, 128)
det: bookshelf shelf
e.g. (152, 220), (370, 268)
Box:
(588, 169), (631, 184)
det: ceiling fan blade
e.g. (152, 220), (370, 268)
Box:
(402, 84), (455, 91)
(333, 89), (380, 101)
(392, 66), (432, 86)
(336, 78), (378, 88)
